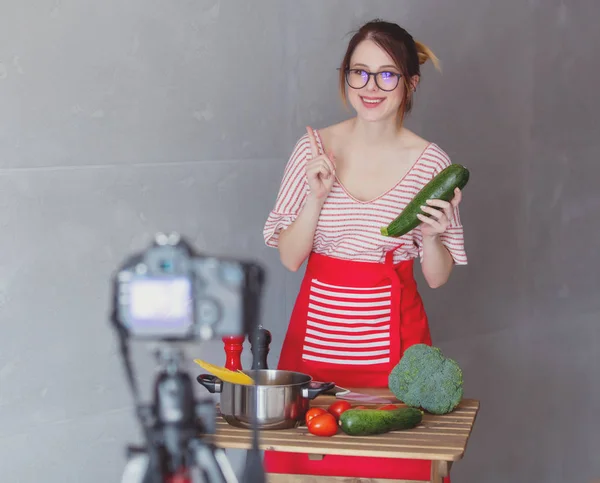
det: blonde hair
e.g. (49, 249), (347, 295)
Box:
(415, 40), (441, 71)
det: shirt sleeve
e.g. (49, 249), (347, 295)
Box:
(416, 146), (468, 265)
(263, 134), (311, 248)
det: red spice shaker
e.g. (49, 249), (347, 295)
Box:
(222, 335), (245, 371)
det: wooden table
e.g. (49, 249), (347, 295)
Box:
(212, 388), (479, 483)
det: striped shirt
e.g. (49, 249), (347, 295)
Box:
(263, 131), (467, 266)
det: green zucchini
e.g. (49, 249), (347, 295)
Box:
(380, 164), (470, 238)
(339, 407), (423, 436)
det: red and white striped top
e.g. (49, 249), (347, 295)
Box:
(263, 130), (467, 266)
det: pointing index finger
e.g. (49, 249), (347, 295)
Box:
(306, 126), (320, 158)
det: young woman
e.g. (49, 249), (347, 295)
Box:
(262, 19), (466, 482)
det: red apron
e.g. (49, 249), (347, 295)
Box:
(263, 250), (451, 482)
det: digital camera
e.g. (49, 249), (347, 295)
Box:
(112, 232), (265, 341)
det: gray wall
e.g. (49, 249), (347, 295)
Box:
(0, 1), (598, 482)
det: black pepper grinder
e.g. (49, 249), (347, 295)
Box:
(249, 324), (272, 370)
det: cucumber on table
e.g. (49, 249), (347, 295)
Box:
(381, 164), (470, 238)
(339, 407), (423, 436)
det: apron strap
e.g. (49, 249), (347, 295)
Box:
(384, 243), (407, 268)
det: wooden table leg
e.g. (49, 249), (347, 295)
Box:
(430, 461), (441, 483)
(430, 461), (451, 483)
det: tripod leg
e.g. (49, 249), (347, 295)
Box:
(121, 454), (150, 483)
(189, 440), (238, 483)
(212, 447), (239, 483)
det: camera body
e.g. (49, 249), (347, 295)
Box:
(113, 232), (265, 342)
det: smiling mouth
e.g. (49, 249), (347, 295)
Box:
(360, 96), (385, 106)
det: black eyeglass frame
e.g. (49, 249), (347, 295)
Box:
(339, 68), (403, 92)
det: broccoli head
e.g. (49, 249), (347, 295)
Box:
(388, 343), (463, 415)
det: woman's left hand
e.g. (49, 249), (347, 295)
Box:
(417, 187), (462, 238)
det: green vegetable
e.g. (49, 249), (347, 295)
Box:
(388, 344), (463, 415)
(380, 164), (470, 238)
(339, 407), (423, 436)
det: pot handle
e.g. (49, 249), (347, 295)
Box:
(303, 381), (335, 399)
(196, 374), (222, 394)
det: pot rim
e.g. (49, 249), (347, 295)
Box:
(225, 368), (314, 388)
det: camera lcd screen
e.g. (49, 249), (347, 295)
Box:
(127, 277), (193, 336)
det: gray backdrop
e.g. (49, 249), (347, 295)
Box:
(1, 1), (598, 482)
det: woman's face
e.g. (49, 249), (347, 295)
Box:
(346, 39), (406, 123)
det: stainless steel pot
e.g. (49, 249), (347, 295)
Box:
(196, 369), (334, 430)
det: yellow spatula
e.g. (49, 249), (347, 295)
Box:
(193, 359), (255, 386)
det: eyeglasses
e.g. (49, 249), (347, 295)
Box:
(343, 68), (402, 92)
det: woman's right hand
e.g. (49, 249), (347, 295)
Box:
(306, 126), (336, 200)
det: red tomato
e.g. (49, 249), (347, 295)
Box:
(327, 401), (352, 420)
(307, 412), (338, 437)
(354, 405), (368, 410)
(305, 407), (327, 425)
(378, 404), (400, 410)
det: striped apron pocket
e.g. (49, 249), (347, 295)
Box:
(301, 278), (392, 368)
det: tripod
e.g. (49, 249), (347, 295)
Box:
(111, 232), (267, 483)
(120, 345), (239, 483)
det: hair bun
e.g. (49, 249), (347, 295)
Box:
(415, 40), (441, 71)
